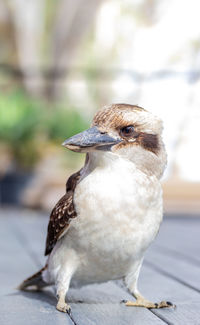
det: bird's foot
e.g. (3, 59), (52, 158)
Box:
(56, 301), (71, 314)
(122, 298), (175, 309)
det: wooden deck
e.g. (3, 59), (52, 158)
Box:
(0, 208), (200, 325)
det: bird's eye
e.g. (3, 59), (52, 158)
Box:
(120, 125), (135, 138)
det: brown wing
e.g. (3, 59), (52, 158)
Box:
(44, 169), (82, 256)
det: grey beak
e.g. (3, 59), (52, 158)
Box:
(62, 126), (121, 152)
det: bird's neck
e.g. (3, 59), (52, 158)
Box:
(84, 147), (166, 180)
(88, 151), (119, 168)
(83, 152), (137, 179)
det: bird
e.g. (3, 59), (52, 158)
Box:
(19, 103), (174, 313)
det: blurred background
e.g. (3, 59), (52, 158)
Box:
(0, 0), (200, 214)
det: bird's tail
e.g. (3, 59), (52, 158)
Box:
(18, 265), (48, 290)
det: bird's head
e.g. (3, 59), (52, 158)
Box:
(63, 104), (167, 178)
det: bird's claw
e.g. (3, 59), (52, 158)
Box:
(56, 301), (71, 314)
(153, 301), (176, 309)
(67, 307), (72, 316)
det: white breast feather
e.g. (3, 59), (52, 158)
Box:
(47, 152), (163, 286)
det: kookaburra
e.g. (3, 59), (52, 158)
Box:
(19, 104), (174, 313)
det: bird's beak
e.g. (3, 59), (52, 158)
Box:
(62, 126), (121, 152)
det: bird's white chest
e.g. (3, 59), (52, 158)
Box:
(66, 154), (163, 283)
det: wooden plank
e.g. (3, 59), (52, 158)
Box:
(154, 217), (200, 265)
(145, 248), (200, 292)
(155, 303), (200, 325)
(143, 217), (200, 292)
(2, 209), (200, 325)
(9, 210), (47, 267)
(0, 212), (74, 325)
(138, 264), (200, 303)
(157, 217), (200, 254)
(137, 264), (200, 324)
(0, 291), (73, 325)
(70, 303), (165, 325)
(0, 216), (38, 295)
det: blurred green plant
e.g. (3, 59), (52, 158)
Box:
(0, 90), (88, 169)
(47, 105), (88, 141)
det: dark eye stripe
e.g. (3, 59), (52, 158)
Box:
(139, 133), (159, 154)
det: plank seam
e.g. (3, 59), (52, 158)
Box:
(68, 313), (79, 325)
(10, 221), (42, 268)
(144, 260), (200, 294)
(155, 244), (200, 267)
(150, 310), (174, 325)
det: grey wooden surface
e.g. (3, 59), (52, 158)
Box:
(0, 208), (200, 325)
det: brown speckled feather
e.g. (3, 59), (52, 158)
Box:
(92, 104), (145, 130)
(45, 169), (82, 256)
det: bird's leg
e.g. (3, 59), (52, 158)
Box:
(55, 264), (75, 314)
(56, 273), (71, 313)
(123, 260), (175, 309)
